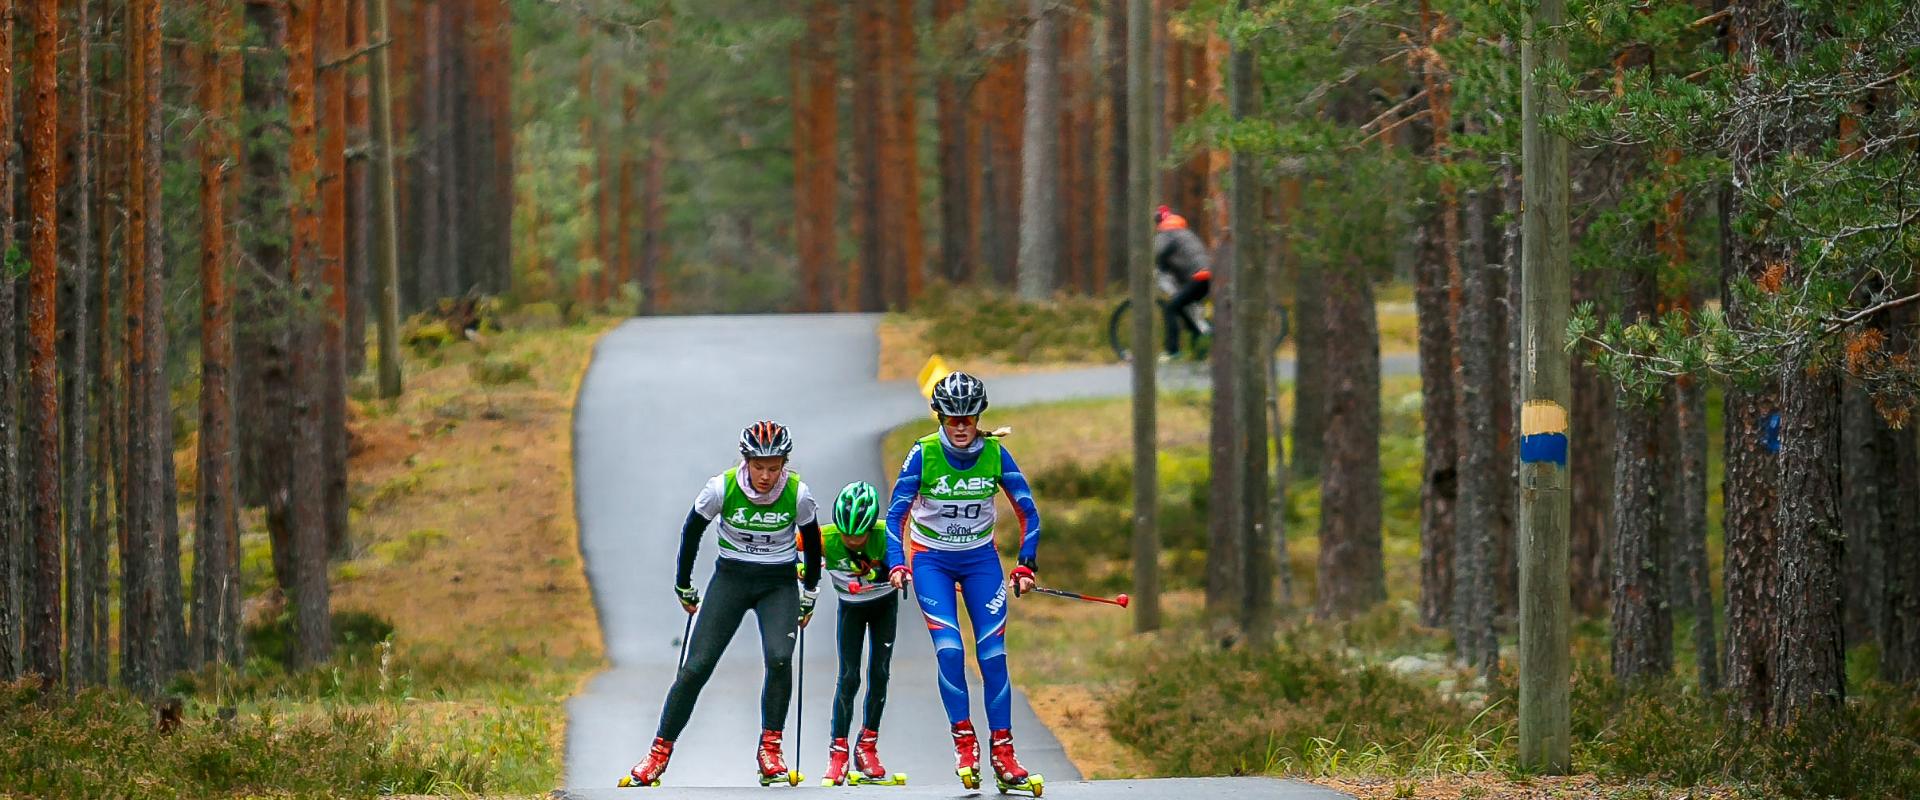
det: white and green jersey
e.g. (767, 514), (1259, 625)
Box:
(907, 432), (1002, 552)
(693, 466), (817, 565)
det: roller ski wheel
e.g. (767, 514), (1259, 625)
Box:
(620, 736), (673, 787)
(956, 766), (983, 790)
(950, 721), (982, 789)
(758, 771), (803, 787)
(995, 773), (1044, 796)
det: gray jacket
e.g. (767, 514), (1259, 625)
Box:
(1153, 227), (1211, 283)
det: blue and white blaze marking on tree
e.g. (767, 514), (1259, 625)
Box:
(1519, 400), (1570, 466)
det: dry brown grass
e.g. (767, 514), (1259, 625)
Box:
(332, 323), (611, 667)
(1323, 774), (1745, 799)
(877, 315), (1090, 381)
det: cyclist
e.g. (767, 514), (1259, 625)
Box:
(885, 372), (1045, 795)
(1153, 205), (1213, 360)
(622, 420), (824, 788)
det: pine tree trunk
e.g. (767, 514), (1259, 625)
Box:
(1206, 239), (1243, 624)
(889, 0), (923, 305)
(1017, 0), (1057, 301)
(0, 0), (20, 684)
(793, 1), (838, 310)
(638, 17), (668, 313)
(1101, 0), (1127, 292)
(1721, 192), (1781, 720)
(344, 0), (369, 374)
(1673, 372), (1717, 690)
(1229, 24), (1271, 641)
(1317, 263), (1384, 619)
(852, 4), (886, 311)
(1414, 210), (1458, 629)
(1839, 380), (1886, 648)
(1771, 354), (1845, 720)
(933, 0), (972, 284)
(288, 0), (336, 666)
(1568, 271), (1612, 616)
(59, 0), (97, 683)
(367, 0), (402, 393)
(1291, 250), (1327, 481)
(1608, 269), (1671, 686)
(89, 7), (118, 684)
(980, 15), (1025, 288)
(1453, 185), (1498, 671)
(320, 0), (350, 561)
(25, 0), (63, 683)
(123, 0), (175, 694)
(193, 0), (243, 666)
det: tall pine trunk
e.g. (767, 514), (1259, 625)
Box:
(25, 0), (63, 683)
(319, 0), (350, 560)
(0, 0), (20, 683)
(1021, 0), (1067, 299)
(1316, 263), (1384, 618)
(288, 0), (336, 666)
(193, 0), (243, 666)
(1414, 208), (1458, 629)
(934, 0), (973, 284)
(792, 0), (838, 310)
(59, 0), (98, 683)
(1568, 269), (1613, 616)
(852, 4), (886, 311)
(1452, 185), (1498, 671)
(1609, 267), (1671, 686)
(1771, 354), (1845, 720)
(1206, 240), (1243, 625)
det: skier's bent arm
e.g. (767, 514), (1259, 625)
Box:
(884, 445), (923, 571)
(673, 507), (710, 610)
(799, 519), (824, 592)
(998, 446), (1042, 569)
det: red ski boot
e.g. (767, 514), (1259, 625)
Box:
(851, 727), (905, 785)
(819, 738), (851, 786)
(756, 729), (797, 786)
(990, 729), (1045, 796)
(951, 720), (982, 789)
(619, 737), (673, 787)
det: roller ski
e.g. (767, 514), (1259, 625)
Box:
(990, 729), (1044, 797)
(756, 729), (803, 787)
(848, 728), (908, 786)
(618, 737), (673, 787)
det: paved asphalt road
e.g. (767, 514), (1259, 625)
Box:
(564, 313), (1367, 798)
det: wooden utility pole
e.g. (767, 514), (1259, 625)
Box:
(1127, 0), (1159, 632)
(1517, 0), (1571, 772)
(368, 0), (403, 398)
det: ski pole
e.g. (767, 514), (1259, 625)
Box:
(677, 611), (694, 670)
(1030, 586), (1130, 608)
(795, 612), (807, 786)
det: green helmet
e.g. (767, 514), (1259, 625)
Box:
(833, 481), (882, 537)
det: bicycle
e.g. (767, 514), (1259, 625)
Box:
(1107, 273), (1291, 362)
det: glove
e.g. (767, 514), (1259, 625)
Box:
(889, 565), (912, 590)
(675, 584), (700, 614)
(1009, 561), (1037, 597)
(799, 589), (819, 627)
